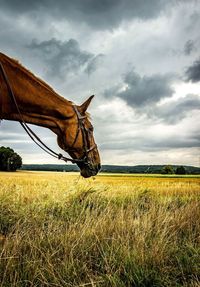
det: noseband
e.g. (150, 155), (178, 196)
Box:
(0, 62), (96, 165)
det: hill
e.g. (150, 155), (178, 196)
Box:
(21, 164), (200, 174)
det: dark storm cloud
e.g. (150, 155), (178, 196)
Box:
(104, 69), (199, 124)
(0, 0), (172, 30)
(28, 38), (94, 78)
(185, 57), (200, 82)
(105, 69), (175, 107)
(154, 94), (200, 124)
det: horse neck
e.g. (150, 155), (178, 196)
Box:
(0, 55), (74, 135)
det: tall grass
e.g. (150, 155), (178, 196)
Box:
(0, 172), (200, 286)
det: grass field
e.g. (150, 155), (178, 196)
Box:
(0, 171), (200, 287)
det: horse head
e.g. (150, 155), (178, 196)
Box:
(57, 95), (101, 178)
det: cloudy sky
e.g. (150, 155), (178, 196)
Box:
(0, 0), (200, 167)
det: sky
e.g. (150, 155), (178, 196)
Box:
(0, 0), (200, 167)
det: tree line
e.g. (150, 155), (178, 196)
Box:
(0, 146), (196, 174)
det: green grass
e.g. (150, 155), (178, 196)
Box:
(0, 171), (200, 286)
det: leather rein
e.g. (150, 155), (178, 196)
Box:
(0, 62), (96, 165)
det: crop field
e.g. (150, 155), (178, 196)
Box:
(0, 171), (200, 287)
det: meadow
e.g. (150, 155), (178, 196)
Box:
(0, 171), (200, 287)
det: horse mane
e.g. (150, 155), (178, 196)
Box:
(0, 52), (91, 118)
(0, 52), (65, 100)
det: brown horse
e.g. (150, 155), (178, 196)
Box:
(0, 52), (101, 178)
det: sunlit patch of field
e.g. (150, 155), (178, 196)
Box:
(0, 171), (200, 287)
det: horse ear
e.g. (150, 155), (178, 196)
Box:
(79, 95), (94, 113)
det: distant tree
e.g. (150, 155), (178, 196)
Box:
(0, 146), (22, 171)
(175, 166), (186, 175)
(162, 165), (174, 174)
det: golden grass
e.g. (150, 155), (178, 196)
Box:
(0, 171), (200, 287)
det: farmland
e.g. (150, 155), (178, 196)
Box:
(0, 171), (200, 287)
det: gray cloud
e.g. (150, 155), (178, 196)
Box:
(99, 124), (200, 151)
(0, 0), (172, 30)
(100, 136), (200, 151)
(28, 38), (94, 78)
(145, 136), (200, 150)
(185, 57), (200, 82)
(105, 69), (175, 107)
(145, 137), (200, 150)
(183, 40), (196, 55)
(104, 68), (199, 124)
(85, 54), (105, 75)
(0, 121), (60, 152)
(28, 38), (104, 79)
(185, 11), (200, 33)
(153, 94), (200, 124)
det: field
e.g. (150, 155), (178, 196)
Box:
(0, 171), (200, 287)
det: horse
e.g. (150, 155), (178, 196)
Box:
(0, 52), (101, 178)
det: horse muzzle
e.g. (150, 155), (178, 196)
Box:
(80, 163), (101, 178)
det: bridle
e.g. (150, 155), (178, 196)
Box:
(0, 62), (97, 165)
(69, 105), (97, 163)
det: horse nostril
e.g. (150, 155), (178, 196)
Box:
(97, 163), (101, 171)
